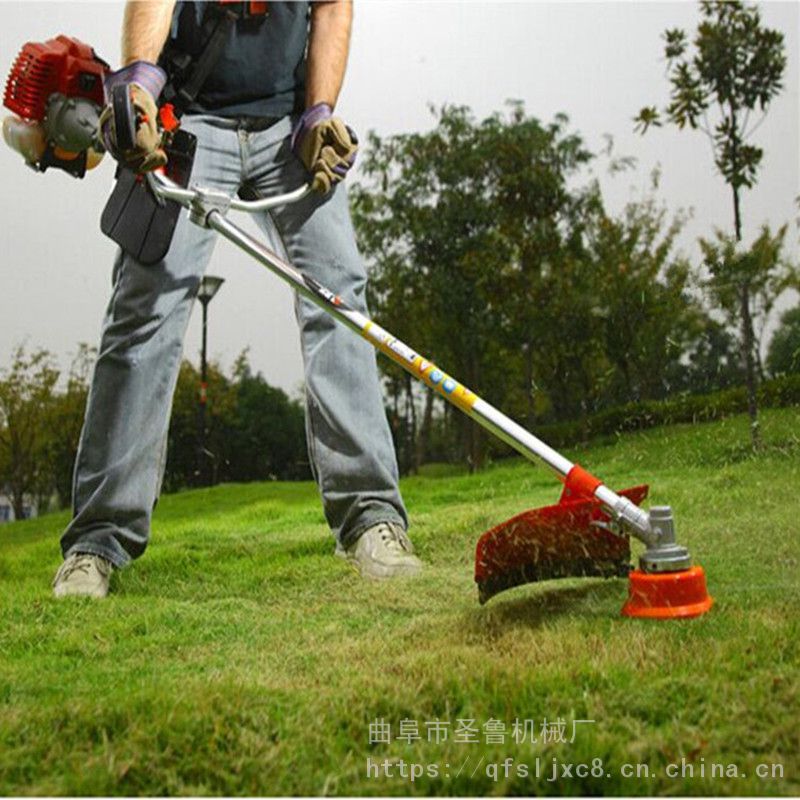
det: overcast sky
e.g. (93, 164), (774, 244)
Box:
(1, 1), (797, 396)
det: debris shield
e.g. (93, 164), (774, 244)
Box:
(475, 484), (649, 604)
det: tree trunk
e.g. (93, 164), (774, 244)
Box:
(466, 421), (485, 474)
(730, 176), (761, 450)
(464, 357), (483, 472)
(415, 389), (434, 470)
(755, 347), (766, 383)
(468, 421), (476, 474)
(524, 341), (534, 427)
(621, 357), (633, 403)
(740, 283), (762, 450)
(11, 484), (25, 521)
(732, 182), (743, 243)
(405, 374), (417, 475)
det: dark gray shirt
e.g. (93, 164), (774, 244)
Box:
(162, 1), (310, 118)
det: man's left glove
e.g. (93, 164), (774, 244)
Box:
(291, 103), (358, 194)
(98, 61), (168, 173)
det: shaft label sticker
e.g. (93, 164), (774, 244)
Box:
(363, 323), (478, 412)
(303, 275), (347, 309)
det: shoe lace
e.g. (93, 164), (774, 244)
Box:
(377, 523), (411, 553)
(57, 554), (109, 583)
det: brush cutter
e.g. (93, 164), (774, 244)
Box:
(143, 171), (713, 619)
(3, 35), (713, 619)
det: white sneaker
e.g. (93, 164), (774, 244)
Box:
(52, 553), (113, 599)
(336, 521), (423, 579)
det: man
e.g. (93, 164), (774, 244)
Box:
(53, 0), (421, 598)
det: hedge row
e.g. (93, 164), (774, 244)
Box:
(531, 374), (800, 449)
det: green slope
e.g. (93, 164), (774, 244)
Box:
(1, 408), (798, 796)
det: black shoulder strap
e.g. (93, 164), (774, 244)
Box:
(161, 6), (239, 116)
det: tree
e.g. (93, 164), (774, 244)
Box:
(164, 358), (235, 491)
(483, 106), (601, 427)
(352, 104), (597, 469)
(353, 103), (726, 468)
(587, 183), (697, 405)
(354, 106), (499, 469)
(163, 352), (309, 491)
(671, 317), (743, 394)
(767, 305), (800, 377)
(225, 352), (309, 482)
(700, 224), (798, 402)
(0, 346), (59, 519)
(635, 0), (787, 447)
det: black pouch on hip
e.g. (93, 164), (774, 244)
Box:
(100, 128), (197, 266)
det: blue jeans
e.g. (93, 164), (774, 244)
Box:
(61, 114), (407, 567)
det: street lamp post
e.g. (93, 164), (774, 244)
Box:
(197, 275), (225, 485)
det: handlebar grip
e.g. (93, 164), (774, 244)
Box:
(111, 84), (137, 152)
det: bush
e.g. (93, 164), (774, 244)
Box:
(531, 375), (800, 449)
(767, 305), (800, 376)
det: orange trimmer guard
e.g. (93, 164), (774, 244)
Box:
(475, 484), (649, 604)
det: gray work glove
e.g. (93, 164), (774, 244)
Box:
(291, 102), (358, 194)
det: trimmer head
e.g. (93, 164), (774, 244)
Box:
(621, 566), (713, 619)
(474, 484), (648, 604)
(474, 479), (714, 619)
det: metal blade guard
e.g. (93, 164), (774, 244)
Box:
(475, 474), (648, 604)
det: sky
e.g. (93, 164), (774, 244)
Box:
(0, 1), (797, 397)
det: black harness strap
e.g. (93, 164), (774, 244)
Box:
(159, 1), (270, 117)
(160, 7), (239, 117)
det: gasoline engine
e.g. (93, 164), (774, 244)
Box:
(3, 35), (108, 178)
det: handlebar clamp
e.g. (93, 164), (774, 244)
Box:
(189, 186), (232, 228)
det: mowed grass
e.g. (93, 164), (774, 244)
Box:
(1, 408), (798, 796)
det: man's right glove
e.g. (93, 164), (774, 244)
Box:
(291, 103), (359, 194)
(98, 61), (168, 173)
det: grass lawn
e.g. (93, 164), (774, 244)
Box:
(1, 407), (798, 796)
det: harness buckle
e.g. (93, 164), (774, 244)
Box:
(218, 1), (269, 17)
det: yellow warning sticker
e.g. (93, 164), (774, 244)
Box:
(415, 359), (478, 412)
(362, 323), (478, 412)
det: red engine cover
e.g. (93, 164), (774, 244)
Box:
(3, 35), (108, 122)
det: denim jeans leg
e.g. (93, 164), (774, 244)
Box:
(60, 116), (242, 566)
(243, 118), (408, 547)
